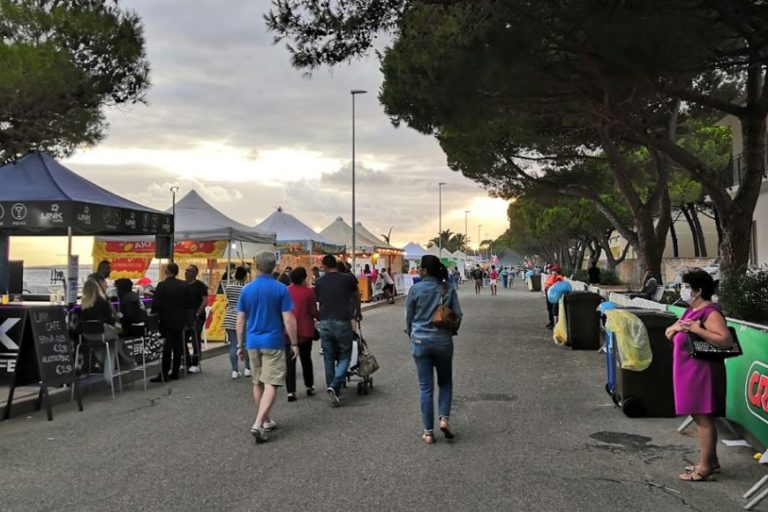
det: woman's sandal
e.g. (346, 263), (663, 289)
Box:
(439, 417), (455, 439)
(679, 469), (715, 482)
(684, 463), (721, 474)
(422, 432), (436, 445)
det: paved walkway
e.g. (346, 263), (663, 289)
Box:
(0, 284), (765, 511)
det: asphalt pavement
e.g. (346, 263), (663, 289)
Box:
(0, 283), (765, 511)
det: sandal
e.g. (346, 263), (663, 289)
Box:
(422, 432), (435, 445)
(439, 417), (455, 439)
(684, 463), (721, 474)
(678, 470), (715, 482)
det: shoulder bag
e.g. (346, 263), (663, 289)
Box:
(432, 286), (461, 333)
(685, 322), (742, 360)
(355, 323), (379, 377)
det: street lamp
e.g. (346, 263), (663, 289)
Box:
(170, 185), (179, 262)
(478, 224), (482, 260)
(464, 210), (470, 252)
(438, 182), (447, 254)
(351, 89), (367, 275)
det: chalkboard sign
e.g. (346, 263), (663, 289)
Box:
(3, 306), (82, 421)
(28, 307), (76, 387)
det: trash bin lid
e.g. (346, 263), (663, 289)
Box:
(626, 309), (678, 329)
(564, 291), (602, 303)
(597, 301), (617, 312)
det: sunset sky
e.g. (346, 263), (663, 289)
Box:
(10, 0), (509, 266)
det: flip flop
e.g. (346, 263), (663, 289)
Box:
(684, 463), (721, 474)
(679, 470), (715, 482)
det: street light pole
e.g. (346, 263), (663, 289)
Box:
(478, 224), (482, 260)
(351, 89), (367, 276)
(438, 182), (446, 255)
(170, 185), (179, 263)
(464, 210), (470, 252)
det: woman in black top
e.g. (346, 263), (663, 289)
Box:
(115, 278), (145, 335)
(79, 279), (134, 381)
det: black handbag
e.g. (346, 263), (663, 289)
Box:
(685, 325), (742, 360)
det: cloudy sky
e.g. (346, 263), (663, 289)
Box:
(11, 0), (509, 265)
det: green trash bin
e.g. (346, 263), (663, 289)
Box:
(563, 292), (603, 349)
(612, 310), (678, 418)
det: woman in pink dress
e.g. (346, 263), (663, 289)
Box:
(665, 269), (733, 482)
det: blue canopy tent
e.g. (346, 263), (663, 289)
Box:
(0, 151), (173, 296)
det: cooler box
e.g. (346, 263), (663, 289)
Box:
(612, 310), (678, 418)
(527, 274), (541, 292)
(563, 292), (602, 349)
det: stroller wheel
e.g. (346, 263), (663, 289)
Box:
(357, 382), (364, 395)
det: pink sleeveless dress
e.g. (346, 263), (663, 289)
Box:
(671, 303), (726, 416)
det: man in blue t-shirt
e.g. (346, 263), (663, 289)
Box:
(236, 251), (298, 443)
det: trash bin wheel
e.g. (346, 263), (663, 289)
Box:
(621, 397), (644, 418)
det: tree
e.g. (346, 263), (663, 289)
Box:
(266, 0), (768, 279)
(426, 230), (466, 253)
(0, 0), (150, 163)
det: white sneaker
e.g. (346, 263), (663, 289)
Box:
(188, 365), (200, 373)
(243, 368), (252, 377)
(262, 419), (277, 431)
(231, 371), (240, 380)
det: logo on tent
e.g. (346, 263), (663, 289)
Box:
(77, 206), (92, 225)
(40, 203), (64, 223)
(125, 212), (137, 229)
(11, 203), (27, 221)
(142, 213), (149, 230)
(102, 207), (121, 226)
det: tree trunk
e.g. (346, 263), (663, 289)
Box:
(589, 239), (603, 265)
(669, 210), (680, 258)
(574, 239), (586, 271)
(712, 205), (723, 255)
(680, 204), (701, 257)
(690, 204), (707, 258)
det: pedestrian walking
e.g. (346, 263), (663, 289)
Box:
(184, 264), (208, 373)
(285, 267), (318, 401)
(471, 265), (483, 295)
(587, 262), (601, 285)
(236, 251), (298, 443)
(501, 267), (508, 288)
(150, 263), (190, 382)
(380, 267), (395, 303)
(665, 269), (732, 482)
(405, 255), (462, 445)
(489, 265), (499, 296)
(314, 255), (361, 407)
(543, 264), (564, 329)
(225, 266), (251, 379)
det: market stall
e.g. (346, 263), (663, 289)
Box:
(95, 190), (276, 341)
(404, 242), (428, 273)
(255, 207), (343, 270)
(0, 151), (172, 385)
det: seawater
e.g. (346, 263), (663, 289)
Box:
(22, 264), (160, 291)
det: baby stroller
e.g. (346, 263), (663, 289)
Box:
(346, 320), (379, 395)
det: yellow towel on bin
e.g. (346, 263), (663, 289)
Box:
(553, 296), (568, 345)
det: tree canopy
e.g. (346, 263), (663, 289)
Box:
(0, 0), (150, 163)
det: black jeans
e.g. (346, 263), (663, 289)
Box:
(285, 342), (314, 394)
(162, 329), (184, 377)
(186, 314), (205, 366)
(546, 296), (555, 326)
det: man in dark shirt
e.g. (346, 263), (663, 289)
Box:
(587, 262), (601, 285)
(471, 266), (484, 295)
(185, 264), (208, 373)
(314, 255), (361, 407)
(151, 263), (190, 382)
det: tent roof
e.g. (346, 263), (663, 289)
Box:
(255, 207), (332, 244)
(168, 190), (275, 244)
(425, 245), (455, 259)
(319, 217), (380, 250)
(403, 242), (428, 258)
(0, 151), (172, 236)
(353, 222), (402, 251)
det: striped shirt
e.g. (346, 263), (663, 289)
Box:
(223, 282), (244, 330)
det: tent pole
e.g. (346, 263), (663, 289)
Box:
(66, 226), (72, 301)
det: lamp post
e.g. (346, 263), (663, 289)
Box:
(438, 182), (446, 254)
(478, 224), (482, 260)
(464, 210), (470, 269)
(351, 89), (367, 275)
(170, 186), (179, 263)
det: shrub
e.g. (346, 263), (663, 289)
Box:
(600, 269), (622, 285)
(720, 266), (768, 324)
(571, 269), (589, 282)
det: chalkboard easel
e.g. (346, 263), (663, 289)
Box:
(3, 306), (83, 421)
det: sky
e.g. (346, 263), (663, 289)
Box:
(10, 0), (509, 265)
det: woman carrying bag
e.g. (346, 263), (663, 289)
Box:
(405, 255), (463, 445)
(665, 269), (734, 482)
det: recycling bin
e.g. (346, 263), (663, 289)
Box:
(611, 310), (678, 418)
(563, 292), (603, 349)
(527, 274), (541, 292)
